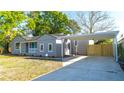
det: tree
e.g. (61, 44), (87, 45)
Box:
(26, 11), (40, 35)
(27, 11), (80, 36)
(42, 11), (71, 35)
(67, 19), (81, 34)
(95, 39), (112, 44)
(0, 11), (26, 53)
(76, 11), (116, 34)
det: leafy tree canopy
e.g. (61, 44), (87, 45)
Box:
(0, 11), (81, 53)
(67, 19), (81, 34)
(0, 11), (26, 52)
(26, 11), (80, 36)
(0, 11), (26, 42)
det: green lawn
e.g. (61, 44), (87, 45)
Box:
(0, 55), (62, 81)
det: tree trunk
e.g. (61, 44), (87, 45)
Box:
(4, 43), (9, 54)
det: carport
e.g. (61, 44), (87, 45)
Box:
(61, 31), (119, 62)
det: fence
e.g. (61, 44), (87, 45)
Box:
(88, 44), (113, 56)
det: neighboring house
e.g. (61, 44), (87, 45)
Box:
(10, 34), (88, 57)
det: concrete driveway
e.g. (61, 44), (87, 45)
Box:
(34, 56), (124, 81)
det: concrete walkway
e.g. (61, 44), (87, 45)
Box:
(33, 56), (124, 81)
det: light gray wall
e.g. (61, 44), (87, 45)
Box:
(10, 36), (25, 55)
(21, 43), (26, 53)
(71, 40), (76, 54)
(11, 35), (64, 57)
(37, 35), (58, 57)
(56, 42), (62, 57)
(71, 40), (89, 55)
(11, 35), (89, 57)
(77, 40), (89, 55)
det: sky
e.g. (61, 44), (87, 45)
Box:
(110, 12), (124, 37)
(63, 11), (124, 39)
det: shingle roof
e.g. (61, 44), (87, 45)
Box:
(22, 36), (41, 41)
(20, 34), (67, 41)
(49, 34), (66, 39)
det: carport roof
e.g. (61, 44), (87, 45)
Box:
(61, 31), (119, 40)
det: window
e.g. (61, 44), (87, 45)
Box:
(40, 43), (44, 52)
(29, 42), (37, 53)
(29, 42), (37, 48)
(48, 43), (53, 52)
(15, 43), (20, 49)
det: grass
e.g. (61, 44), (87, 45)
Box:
(0, 55), (14, 58)
(0, 55), (62, 81)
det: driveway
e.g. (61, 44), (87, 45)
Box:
(33, 56), (124, 81)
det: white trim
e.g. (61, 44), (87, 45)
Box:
(40, 43), (44, 52)
(61, 31), (119, 40)
(48, 43), (53, 52)
(28, 42), (37, 53)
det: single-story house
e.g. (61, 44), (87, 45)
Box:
(10, 34), (88, 57)
(10, 31), (119, 62)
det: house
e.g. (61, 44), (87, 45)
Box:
(10, 34), (89, 57)
(10, 31), (119, 62)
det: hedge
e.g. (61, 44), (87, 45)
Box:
(118, 43), (124, 62)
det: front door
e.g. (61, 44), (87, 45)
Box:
(26, 43), (28, 53)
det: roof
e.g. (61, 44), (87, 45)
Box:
(22, 36), (41, 41)
(61, 31), (119, 40)
(49, 34), (67, 39)
(18, 34), (67, 41)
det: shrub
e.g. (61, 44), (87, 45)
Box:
(118, 43), (124, 62)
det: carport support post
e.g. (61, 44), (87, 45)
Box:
(113, 37), (118, 62)
(61, 39), (64, 61)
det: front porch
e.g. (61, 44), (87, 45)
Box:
(20, 42), (37, 55)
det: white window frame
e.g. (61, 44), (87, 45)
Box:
(40, 43), (44, 52)
(48, 43), (53, 52)
(28, 42), (37, 54)
(15, 42), (20, 50)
